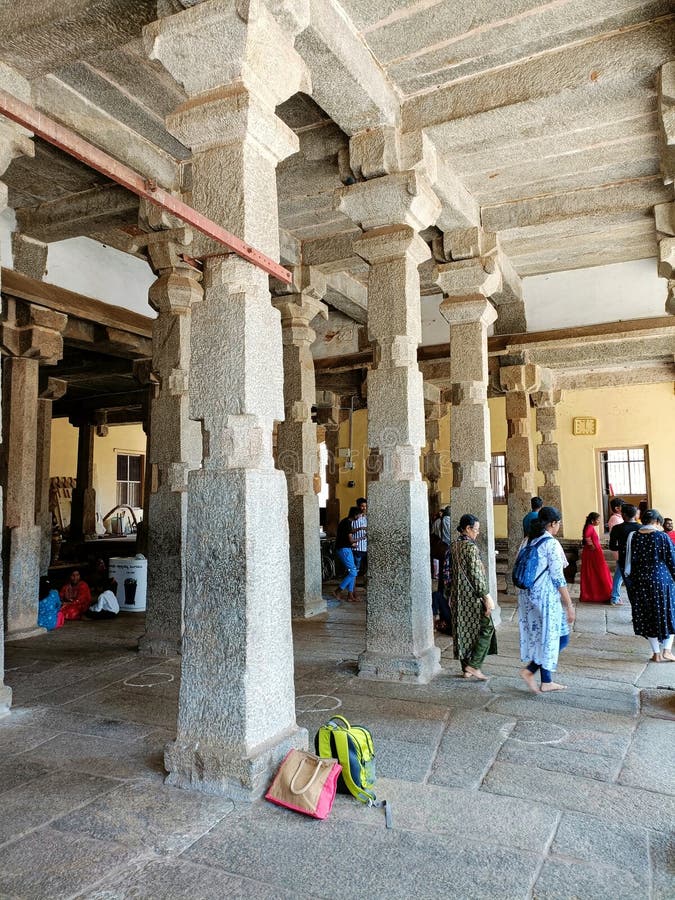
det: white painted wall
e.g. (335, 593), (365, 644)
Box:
(0, 208), (155, 317)
(46, 237), (155, 317)
(523, 259), (666, 331)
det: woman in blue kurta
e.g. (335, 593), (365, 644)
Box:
(624, 509), (675, 662)
(518, 507), (576, 693)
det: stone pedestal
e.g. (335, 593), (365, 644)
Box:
(337, 171), (441, 683)
(500, 364), (541, 578)
(532, 389), (564, 534)
(273, 278), (328, 619)
(147, 2), (308, 796)
(439, 295), (499, 615)
(35, 378), (67, 574)
(139, 227), (203, 657)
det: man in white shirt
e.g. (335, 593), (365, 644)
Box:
(84, 580), (120, 620)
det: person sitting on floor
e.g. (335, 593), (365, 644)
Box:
(37, 588), (64, 631)
(84, 578), (120, 620)
(59, 569), (92, 620)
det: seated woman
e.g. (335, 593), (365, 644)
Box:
(59, 569), (92, 620)
(84, 579), (120, 620)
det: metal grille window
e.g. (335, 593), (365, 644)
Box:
(490, 453), (507, 504)
(605, 448), (647, 496)
(116, 454), (143, 507)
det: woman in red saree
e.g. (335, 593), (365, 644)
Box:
(580, 512), (613, 602)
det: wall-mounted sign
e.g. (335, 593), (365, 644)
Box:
(572, 417), (597, 436)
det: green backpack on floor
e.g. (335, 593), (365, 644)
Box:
(315, 715), (392, 828)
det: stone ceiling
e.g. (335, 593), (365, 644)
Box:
(0, 1), (673, 282)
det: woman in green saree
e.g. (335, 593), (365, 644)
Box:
(444, 513), (497, 680)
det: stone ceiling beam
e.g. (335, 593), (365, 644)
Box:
(401, 19), (674, 134)
(294, 0), (399, 135)
(32, 75), (181, 191)
(15, 183), (139, 242)
(323, 270), (367, 324)
(482, 177), (671, 233)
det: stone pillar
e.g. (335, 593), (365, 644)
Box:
(500, 363), (541, 575)
(532, 388), (564, 534)
(0, 64), (34, 711)
(139, 225), (203, 657)
(336, 167), (441, 683)
(1, 300), (65, 639)
(145, 0), (309, 796)
(423, 384), (444, 519)
(438, 295), (500, 611)
(273, 271), (328, 619)
(323, 399), (342, 536)
(35, 378), (67, 574)
(70, 419), (97, 541)
(656, 63), (675, 314)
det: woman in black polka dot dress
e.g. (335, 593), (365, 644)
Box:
(624, 509), (675, 662)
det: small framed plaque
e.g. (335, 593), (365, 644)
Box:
(572, 417), (597, 436)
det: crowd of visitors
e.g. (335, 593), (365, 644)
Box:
(429, 492), (675, 686)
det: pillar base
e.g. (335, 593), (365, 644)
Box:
(0, 684), (12, 717)
(138, 634), (182, 658)
(5, 626), (46, 642)
(357, 644), (441, 684)
(164, 724), (308, 800)
(292, 594), (327, 620)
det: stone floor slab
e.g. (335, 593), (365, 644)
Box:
(0, 758), (49, 796)
(77, 857), (303, 900)
(617, 718), (675, 794)
(497, 738), (622, 781)
(0, 771), (122, 846)
(18, 730), (168, 782)
(650, 830), (675, 900)
(550, 811), (651, 876)
(635, 661), (675, 689)
(533, 858), (647, 899)
(52, 780), (235, 856)
(428, 709), (515, 789)
(61, 680), (179, 728)
(482, 761), (675, 832)
(1, 705), (157, 743)
(0, 826), (138, 900)
(639, 689), (675, 720)
(184, 801), (541, 899)
(329, 777), (559, 853)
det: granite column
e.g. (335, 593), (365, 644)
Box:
(69, 419), (96, 541)
(139, 225), (203, 657)
(532, 389), (564, 533)
(273, 273), (328, 619)
(438, 295), (499, 612)
(500, 363), (541, 576)
(337, 170), (441, 682)
(146, 1), (309, 796)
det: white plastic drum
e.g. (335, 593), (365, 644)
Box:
(108, 555), (148, 612)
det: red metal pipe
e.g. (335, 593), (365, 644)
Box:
(0, 89), (292, 283)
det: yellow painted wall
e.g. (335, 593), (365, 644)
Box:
(50, 420), (147, 524)
(556, 382), (675, 534)
(331, 382), (675, 541)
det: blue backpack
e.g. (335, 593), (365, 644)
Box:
(512, 535), (549, 590)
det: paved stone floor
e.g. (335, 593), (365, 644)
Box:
(1, 590), (673, 899)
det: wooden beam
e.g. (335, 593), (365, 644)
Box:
(314, 315), (675, 372)
(2, 267), (152, 339)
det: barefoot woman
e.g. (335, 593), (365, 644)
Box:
(445, 514), (496, 680)
(518, 507), (576, 693)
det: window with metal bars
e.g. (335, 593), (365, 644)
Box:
(490, 452), (507, 504)
(116, 454), (143, 508)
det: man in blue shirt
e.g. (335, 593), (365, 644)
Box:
(523, 497), (543, 538)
